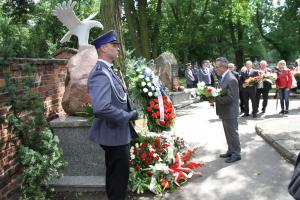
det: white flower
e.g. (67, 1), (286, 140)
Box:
(145, 67), (152, 74)
(141, 82), (146, 87)
(212, 91), (218, 97)
(130, 147), (134, 154)
(147, 82), (152, 87)
(151, 86), (155, 91)
(145, 77), (150, 82)
(135, 143), (139, 148)
(130, 154), (135, 160)
(197, 81), (206, 88)
(154, 92), (158, 96)
(136, 68), (141, 72)
(138, 75), (144, 79)
(143, 88), (148, 93)
(152, 163), (169, 173)
(148, 92), (153, 97)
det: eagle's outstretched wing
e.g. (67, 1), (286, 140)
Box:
(53, 0), (81, 30)
(86, 12), (98, 21)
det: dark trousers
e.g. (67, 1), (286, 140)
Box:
(222, 118), (240, 156)
(239, 90), (244, 112)
(242, 87), (257, 115)
(100, 144), (130, 200)
(256, 88), (269, 112)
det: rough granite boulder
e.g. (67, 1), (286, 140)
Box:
(62, 45), (98, 115)
(154, 52), (178, 90)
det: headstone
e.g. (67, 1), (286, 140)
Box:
(62, 45), (98, 115)
(154, 52), (178, 90)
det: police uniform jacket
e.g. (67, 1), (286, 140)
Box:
(88, 60), (132, 146)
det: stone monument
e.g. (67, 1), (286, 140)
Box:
(50, 0), (106, 191)
(154, 52), (178, 90)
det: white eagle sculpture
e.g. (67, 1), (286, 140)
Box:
(53, 0), (103, 46)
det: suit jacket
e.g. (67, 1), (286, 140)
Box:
(87, 61), (132, 146)
(185, 69), (195, 85)
(215, 71), (239, 119)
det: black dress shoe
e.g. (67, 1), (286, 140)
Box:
(225, 156), (241, 163)
(253, 113), (257, 118)
(219, 153), (232, 158)
(284, 110), (289, 114)
(279, 110), (284, 114)
(242, 114), (249, 117)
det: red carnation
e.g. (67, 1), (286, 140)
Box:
(150, 101), (155, 105)
(152, 113), (157, 118)
(160, 120), (166, 125)
(148, 172), (153, 177)
(147, 107), (152, 111)
(163, 143), (170, 148)
(141, 152), (147, 160)
(135, 165), (141, 171)
(207, 88), (213, 93)
(154, 104), (159, 109)
(154, 98), (158, 103)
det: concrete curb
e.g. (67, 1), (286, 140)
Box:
(255, 125), (297, 165)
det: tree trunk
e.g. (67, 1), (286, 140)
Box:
(151, 0), (162, 59)
(124, 0), (142, 57)
(138, 0), (150, 60)
(100, 0), (125, 73)
(228, 14), (244, 68)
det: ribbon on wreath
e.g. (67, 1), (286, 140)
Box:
(169, 152), (203, 187)
(152, 76), (165, 122)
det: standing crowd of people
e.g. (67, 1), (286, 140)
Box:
(185, 59), (297, 117)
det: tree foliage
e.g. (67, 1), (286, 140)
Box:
(0, 0), (299, 66)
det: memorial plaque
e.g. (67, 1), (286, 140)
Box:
(171, 64), (179, 77)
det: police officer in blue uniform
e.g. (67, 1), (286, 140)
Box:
(88, 30), (138, 200)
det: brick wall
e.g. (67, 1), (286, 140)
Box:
(0, 57), (69, 200)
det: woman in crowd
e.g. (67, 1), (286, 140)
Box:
(275, 60), (292, 114)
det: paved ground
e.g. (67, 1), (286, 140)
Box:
(133, 98), (300, 200)
(53, 98), (300, 200)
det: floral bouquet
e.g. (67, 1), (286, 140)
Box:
(258, 71), (277, 84)
(126, 59), (176, 132)
(196, 81), (226, 106)
(129, 131), (204, 194)
(242, 76), (261, 88)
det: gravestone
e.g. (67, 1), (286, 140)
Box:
(155, 52), (178, 90)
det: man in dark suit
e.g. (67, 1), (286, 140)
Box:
(240, 60), (259, 118)
(215, 57), (241, 163)
(256, 60), (272, 113)
(185, 63), (195, 88)
(88, 30), (138, 200)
